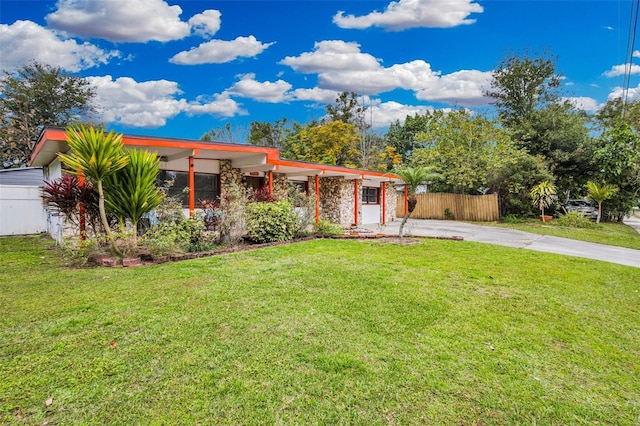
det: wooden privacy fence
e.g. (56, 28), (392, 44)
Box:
(396, 193), (499, 221)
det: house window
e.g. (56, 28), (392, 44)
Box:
(292, 180), (308, 194)
(362, 187), (379, 204)
(157, 170), (219, 206)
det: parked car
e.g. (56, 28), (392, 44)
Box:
(564, 199), (598, 220)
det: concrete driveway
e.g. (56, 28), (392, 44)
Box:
(364, 218), (640, 269)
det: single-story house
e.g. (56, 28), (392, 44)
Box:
(29, 128), (401, 241)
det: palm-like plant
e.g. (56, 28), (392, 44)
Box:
(396, 166), (437, 239)
(104, 149), (165, 245)
(586, 181), (618, 224)
(58, 125), (129, 254)
(530, 180), (556, 219)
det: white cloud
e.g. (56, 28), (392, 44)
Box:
(333, 0), (483, 30)
(317, 60), (440, 94)
(603, 63), (640, 78)
(46, 0), (191, 42)
(367, 100), (436, 128)
(280, 40), (381, 72)
(562, 96), (599, 112)
(0, 20), (119, 71)
(170, 36), (274, 65)
(227, 74), (292, 103)
(185, 93), (245, 117)
(87, 76), (186, 127)
(607, 83), (640, 102)
(188, 10), (221, 38)
(634, 50), (640, 58)
(291, 87), (342, 103)
(282, 42), (491, 106)
(86, 75), (242, 127)
(414, 69), (492, 106)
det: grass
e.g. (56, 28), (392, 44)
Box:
(488, 218), (640, 250)
(1, 235), (640, 424)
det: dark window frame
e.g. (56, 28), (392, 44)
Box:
(157, 169), (220, 207)
(362, 186), (380, 205)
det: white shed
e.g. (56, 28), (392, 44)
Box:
(0, 168), (47, 236)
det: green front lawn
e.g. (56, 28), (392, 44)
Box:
(1, 235), (639, 424)
(489, 219), (640, 250)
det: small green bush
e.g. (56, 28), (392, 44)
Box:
(501, 214), (525, 224)
(556, 212), (597, 229)
(244, 200), (298, 243)
(444, 208), (455, 220)
(141, 218), (216, 256)
(313, 219), (344, 237)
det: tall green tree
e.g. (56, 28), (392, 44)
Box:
(384, 113), (430, 162)
(593, 123), (640, 221)
(325, 91), (367, 130)
(247, 118), (290, 149)
(104, 149), (165, 244)
(0, 62), (95, 168)
(325, 91), (388, 169)
(485, 50), (561, 129)
(523, 102), (596, 198)
(411, 109), (513, 194)
(595, 98), (640, 134)
(58, 125), (129, 254)
(288, 121), (359, 167)
(200, 123), (246, 143)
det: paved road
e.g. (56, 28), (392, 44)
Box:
(363, 218), (640, 269)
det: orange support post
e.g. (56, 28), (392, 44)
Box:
(78, 172), (86, 241)
(268, 170), (273, 197)
(315, 175), (320, 224)
(381, 182), (386, 225)
(188, 155), (195, 217)
(354, 180), (359, 225)
(404, 185), (408, 216)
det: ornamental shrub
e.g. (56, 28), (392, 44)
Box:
(313, 219), (344, 237)
(556, 212), (597, 229)
(140, 217), (216, 256)
(244, 200), (298, 243)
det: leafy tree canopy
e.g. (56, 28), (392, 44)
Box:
(288, 121), (359, 167)
(593, 122), (640, 220)
(411, 109), (515, 195)
(595, 98), (640, 134)
(247, 118), (290, 149)
(0, 62), (95, 168)
(485, 50), (561, 128)
(384, 113), (431, 162)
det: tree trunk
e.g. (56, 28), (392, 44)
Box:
(398, 212), (410, 239)
(97, 181), (122, 255)
(596, 202), (602, 224)
(399, 195), (417, 239)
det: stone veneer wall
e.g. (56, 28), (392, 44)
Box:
(272, 173), (290, 198)
(384, 183), (398, 224)
(315, 176), (360, 226)
(219, 159), (243, 193)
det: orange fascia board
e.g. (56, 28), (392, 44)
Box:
(30, 128), (281, 165)
(271, 158), (400, 180)
(121, 135), (280, 158)
(29, 128), (68, 164)
(31, 128), (399, 180)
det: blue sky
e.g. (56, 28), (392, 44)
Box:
(0, 0), (637, 141)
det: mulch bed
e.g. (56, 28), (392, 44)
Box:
(90, 233), (464, 267)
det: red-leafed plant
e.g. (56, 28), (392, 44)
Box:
(42, 175), (101, 232)
(248, 186), (277, 203)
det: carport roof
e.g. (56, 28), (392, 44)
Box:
(30, 127), (400, 183)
